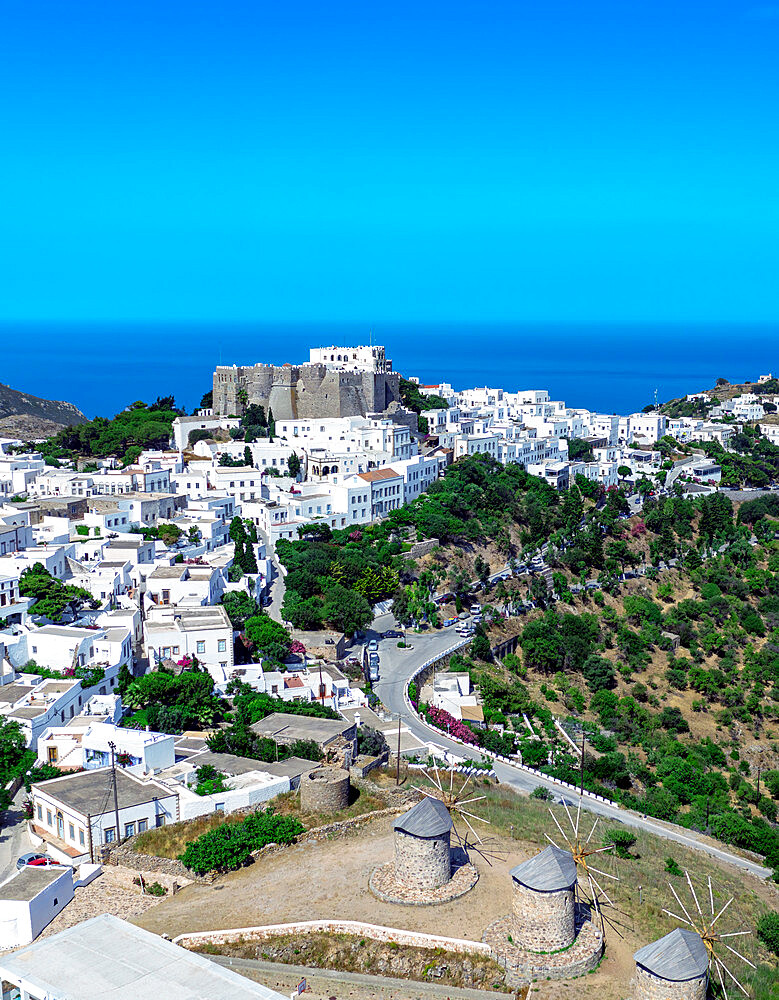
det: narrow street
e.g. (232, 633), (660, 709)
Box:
(0, 787), (33, 886)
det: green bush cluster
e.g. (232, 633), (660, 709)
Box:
(178, 807), (305, 875)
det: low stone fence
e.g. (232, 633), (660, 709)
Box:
(4, 774), (24, 800)
(253, 805), (409, 861)
(408, 538), (440, 559)
(101, 843), (206, 884)
(350, 750), (389, 777)
(101, 863), (192, 895)
(174, 918), (491, 957)
(104, 804), (411, 881)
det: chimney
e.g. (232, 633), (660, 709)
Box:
(354, 712), (361, 729)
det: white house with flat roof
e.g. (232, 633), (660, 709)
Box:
(171, 413), (241, 450)
(144, 563), (226, 609)
(0, 865), (76, 948)
(31, 767), (178, 861)
(0, 913), (289, 1000)
(143, 604), (234, 681)
(0, 543), (73, 581)
(37, 721), (175, 774)
(154, 751), (291, 820)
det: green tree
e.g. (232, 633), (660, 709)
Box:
(287, 452), (301, 478)
(617, 465), (632, 482)
(582, 654), (617, 692)
(244, 614), (292, 663)
(757, 912), (779, 957)
(221, 591), (261, 630)
(0, 720), (29, 807)
(474, 554), (491, 589)
(321, 585), (373, 635)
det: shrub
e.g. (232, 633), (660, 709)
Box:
(356, 726), (389, 757)
(757, 911), (779, 957)
(425, 706), (480, 746)
(664, 857), (684, 877)
(530, 786), (553, 801)
(179, 807), (305, 875)
(604, 828), (637, 859)
(582, 654), (617, 692)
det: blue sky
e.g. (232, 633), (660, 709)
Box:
(1, 1), (777, 322)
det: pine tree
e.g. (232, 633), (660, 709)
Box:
(241, 541), (258, 575)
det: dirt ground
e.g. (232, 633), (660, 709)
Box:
(133, 816), (638, 1000)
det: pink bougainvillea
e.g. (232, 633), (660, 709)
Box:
(631, 520), (647, 537)
(176, 655), (193, 668)
(348, 530), (363, 542)
(426, 706), (480, 745)
(290, 640), (306, 656)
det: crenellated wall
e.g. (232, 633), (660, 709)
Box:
(213, 363), (400, 420)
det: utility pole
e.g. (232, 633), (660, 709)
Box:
(109, 741), (122, 846)
(396, 712), (402, 786)
(579, 730), (585, 798)
(87, 811), (94, 864)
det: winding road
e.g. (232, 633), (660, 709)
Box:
(370, 615), (773, 882)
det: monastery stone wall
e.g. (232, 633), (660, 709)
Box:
(213, 363), (400, 420)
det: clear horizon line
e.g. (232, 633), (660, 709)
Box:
(0, 318), (777, 327)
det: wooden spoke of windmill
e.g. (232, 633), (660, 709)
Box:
(545, 798), (619, 907)
(661, 871), (755, 999)
(416, 765), (491, 844)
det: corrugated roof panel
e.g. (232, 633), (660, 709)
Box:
(634, 928), (709, 981)
(394, 796), (452, 837)
(510, 844), (577, 891)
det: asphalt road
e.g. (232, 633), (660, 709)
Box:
(0, 788), (33, 887)
(371, 618), (772, 882)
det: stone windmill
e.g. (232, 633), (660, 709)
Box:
(482, 842), (604, 987)
(416, 763), (494, 851)
(633, 927), (711, 1000)
(369, 794), (479, 904)
(543, 798), (621, 937)
(649, 870), (755, 999)
(509, 844), (579, 952)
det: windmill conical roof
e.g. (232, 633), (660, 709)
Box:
(510, 844), (577, 891)
(634, 928), (709, 981)
(394, 796), (452, 838)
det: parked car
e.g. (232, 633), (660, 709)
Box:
(443, 618), (458, 627)
(382, 629), (403, 639)
(367, 639), (379, 652)
(16, 853), (60, 871)
(469, 605), (481, 614)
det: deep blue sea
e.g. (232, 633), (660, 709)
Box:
(2, 322), (777, 419)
